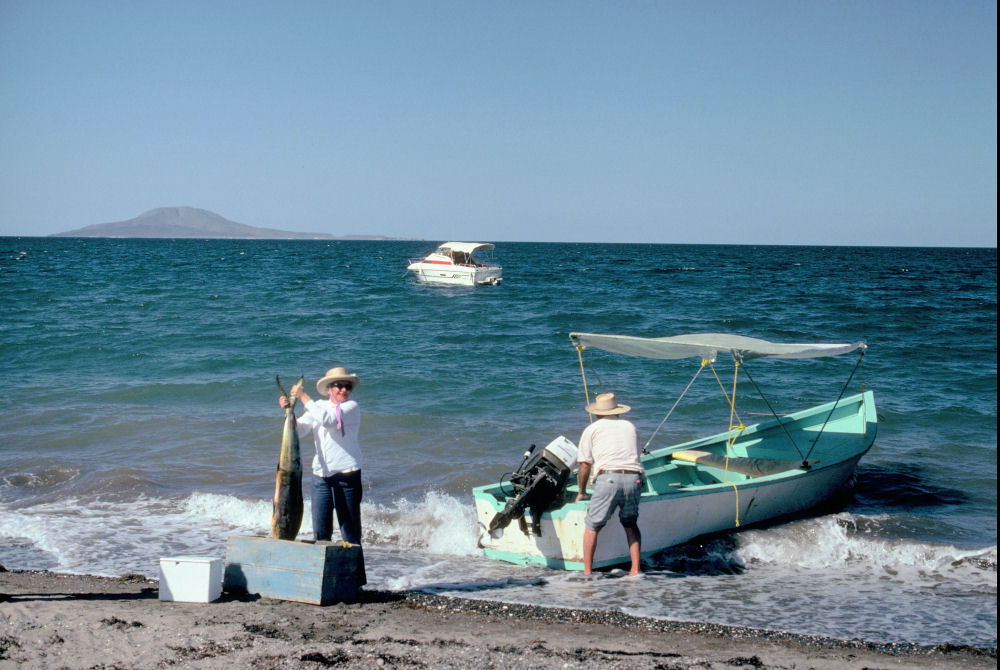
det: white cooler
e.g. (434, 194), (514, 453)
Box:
(158, 556), (223, 602)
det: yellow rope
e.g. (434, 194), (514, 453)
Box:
(727, 360), (741, 449)
(728, 481), (741, 527)
(703, 359), (750, 527)
(580, 346), (746, 526)
(708, 361), (747, 433)
(725, 361), (743, 526)
(702, 359), (747, 527)
(576, 345), (593, 424)
(704, 359), (745, 526)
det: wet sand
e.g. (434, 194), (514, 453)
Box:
(1, 568), (995, 669)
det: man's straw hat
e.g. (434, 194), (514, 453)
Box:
(586, 392), (630, 416)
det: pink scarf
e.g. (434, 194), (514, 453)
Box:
(329, 389), (345, 435)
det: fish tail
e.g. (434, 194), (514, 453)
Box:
(276, 375), (305, 408)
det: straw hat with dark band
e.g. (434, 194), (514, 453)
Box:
(316, 367), (361, 394)
(586, 392), (630, 416)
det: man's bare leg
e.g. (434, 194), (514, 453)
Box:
(582, 528), (598, 574)
(624, 524), (642, 576)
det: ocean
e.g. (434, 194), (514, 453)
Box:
(0, 238), (995, 648)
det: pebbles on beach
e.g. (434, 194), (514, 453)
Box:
(1, 569), (995, 670)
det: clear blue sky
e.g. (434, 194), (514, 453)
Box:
(1, 1), (996, 245)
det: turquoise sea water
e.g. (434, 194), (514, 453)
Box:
(1, 238), (996, 647)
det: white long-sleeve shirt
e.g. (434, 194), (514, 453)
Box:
(296, 398), (363, 476)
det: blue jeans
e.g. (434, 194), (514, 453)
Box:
(311, 471), (363, 544)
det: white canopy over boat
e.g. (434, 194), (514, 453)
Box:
(435, 242), (494, 254)
(569, 332), (866, 362)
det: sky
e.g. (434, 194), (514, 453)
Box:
(1, 1), (996, 246)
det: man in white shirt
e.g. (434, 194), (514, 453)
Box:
(574, 392), (643, 575)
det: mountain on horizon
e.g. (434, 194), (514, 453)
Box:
(51, 207), (351, 240)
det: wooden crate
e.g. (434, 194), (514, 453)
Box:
(223, 535), (365, 605)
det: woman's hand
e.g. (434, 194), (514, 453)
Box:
(288, 383), (311, 405)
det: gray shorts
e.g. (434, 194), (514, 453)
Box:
(584, 471), (643, 532)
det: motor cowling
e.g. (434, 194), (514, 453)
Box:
(488, 436), (578, 537)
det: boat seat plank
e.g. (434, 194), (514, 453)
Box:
(671, 450), (815, 477)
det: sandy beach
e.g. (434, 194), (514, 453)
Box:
(0, 567), (994, 670)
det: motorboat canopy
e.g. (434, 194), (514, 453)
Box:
(569, 332), (865, 363)
(412, 242), (496, 266)
(436, 242), (494, 255)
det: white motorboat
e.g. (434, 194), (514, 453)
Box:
(406, 242), (502, 286)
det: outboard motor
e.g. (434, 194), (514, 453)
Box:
(488, 436), (578, 537)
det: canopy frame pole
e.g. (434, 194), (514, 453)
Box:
(575, 345), (593, 424)
(642, 359), (708, 454)
(739, 360), (806, 461)
(802, 351), (866, 463)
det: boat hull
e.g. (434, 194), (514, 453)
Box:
(407, 262), (502, 286)
(474, 391), (876, 570)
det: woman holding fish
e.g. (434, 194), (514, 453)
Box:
(279, 366), (365, 545)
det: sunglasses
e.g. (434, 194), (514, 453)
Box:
(330, 382), (353, 391)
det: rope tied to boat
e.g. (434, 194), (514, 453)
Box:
(707, 359), (747, 433)
(726, 359), (746, 512)
(728, 481), (741, 527)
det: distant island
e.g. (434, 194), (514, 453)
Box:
(50, 207), (403, 240)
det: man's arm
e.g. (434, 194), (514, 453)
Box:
(575, 461), (592, 502)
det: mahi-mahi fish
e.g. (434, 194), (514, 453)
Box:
(272, 375), (304, 540)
